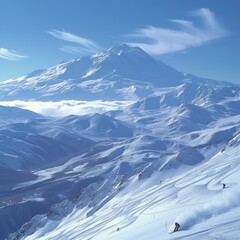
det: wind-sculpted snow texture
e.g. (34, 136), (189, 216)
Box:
(0, 44), (240, 240)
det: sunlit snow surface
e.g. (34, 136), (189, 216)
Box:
(14, 146), (240, 240)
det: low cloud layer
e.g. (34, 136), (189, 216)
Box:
(0, 48), (28, 61)
(127, 8), (228, 55)
(0, 100), (132, 117)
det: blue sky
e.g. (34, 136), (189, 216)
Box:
(0, 0), (239, 83)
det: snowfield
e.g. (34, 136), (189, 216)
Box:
(0, 44), (240, 240)
(8, 143), (240, 240)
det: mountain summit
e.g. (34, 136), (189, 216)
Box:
(87, 43), (183, 84)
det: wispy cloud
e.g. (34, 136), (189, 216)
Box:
(0, 48), (28, 61)
(48, 29), (101, 54)
(127, 8), (228, 55)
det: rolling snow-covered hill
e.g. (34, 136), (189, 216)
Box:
(0, 44), (240, 240)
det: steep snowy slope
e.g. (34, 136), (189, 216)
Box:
(10, 140), (240, 240)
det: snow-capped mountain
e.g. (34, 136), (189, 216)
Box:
(1, 44), (240, 240)
(0, 44), (231, 102)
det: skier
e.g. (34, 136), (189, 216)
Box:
(173, 222), (180, 232)
(222, 183), (226, 189)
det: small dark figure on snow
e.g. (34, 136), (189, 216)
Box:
(174, 222), (180, 232)
(222, 183), (226, 189)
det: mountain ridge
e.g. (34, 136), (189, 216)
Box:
(0, 44), (237, 101)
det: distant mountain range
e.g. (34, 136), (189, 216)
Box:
(1, 44), (240, 240)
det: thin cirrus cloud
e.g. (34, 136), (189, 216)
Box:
(0, 48), (28, 61)
(127, 8), (229, 55)
(48, 29), (101, 54)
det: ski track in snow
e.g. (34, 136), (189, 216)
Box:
(16, 146), (240, 240)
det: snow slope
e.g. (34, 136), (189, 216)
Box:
(6, 115), (240, 240)
(13, 144), (240, 240)
(0, 105), (41, 121)
(0, 44), (240, 240)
